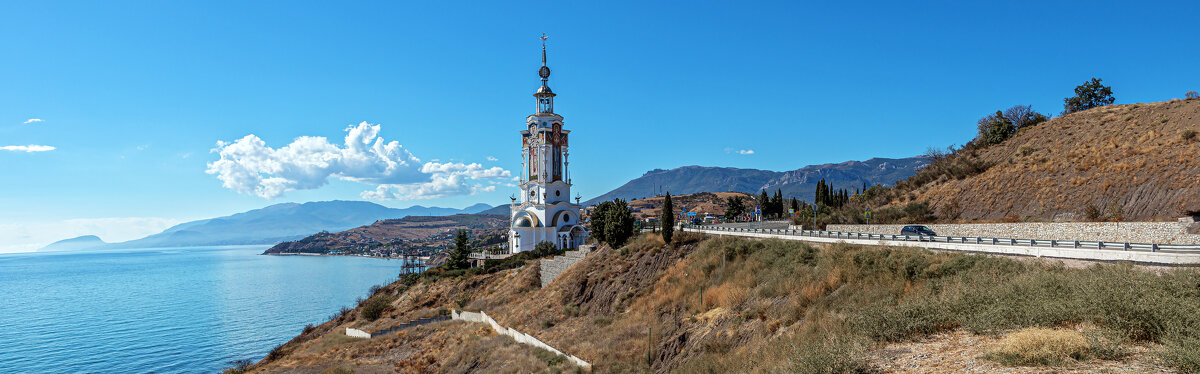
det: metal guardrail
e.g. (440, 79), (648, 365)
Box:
(682, 224), (1200, 253)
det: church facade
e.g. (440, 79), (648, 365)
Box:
(509, 42), (588, 253)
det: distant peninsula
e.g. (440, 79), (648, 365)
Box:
(38, 235), (107, 252)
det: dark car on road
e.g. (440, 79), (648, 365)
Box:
(900, 225), (937, 237)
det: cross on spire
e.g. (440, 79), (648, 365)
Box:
(540, 33), (549, 66)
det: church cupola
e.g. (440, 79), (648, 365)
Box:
(534, 36), (556, 114)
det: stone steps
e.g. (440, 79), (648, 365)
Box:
(539, 245), (592, 288)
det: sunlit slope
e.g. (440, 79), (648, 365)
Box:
(898, 98), (1200, 221)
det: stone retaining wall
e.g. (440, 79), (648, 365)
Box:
(539, 245), (592, 288)
(820, 221), (1200, 245)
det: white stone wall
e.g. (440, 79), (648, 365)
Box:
(345, 328), (371, 339)
(820, 221), (1200, 245)
(452, 310), (591, 369)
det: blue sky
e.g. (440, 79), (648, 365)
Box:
(2, 1), (1198, 251)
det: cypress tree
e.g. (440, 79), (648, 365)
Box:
(774, 189), (784, 218)
(447, 229), (471, 270)
(815, 180), (825, 207)
(759, 190), (769, 217)
(661, 192), (675, 243)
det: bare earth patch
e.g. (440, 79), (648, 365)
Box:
(867, 330), (1171, 373)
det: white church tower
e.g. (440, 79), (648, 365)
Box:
(509, 37), (588, 253)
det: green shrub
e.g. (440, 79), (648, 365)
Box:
(785, 338), (870, 373)
(1163, 336), (1200, 373)
(360, 295), (395, 321)
(221, 360), (254, 374)
(1182, 129), (1197, 141)
(1085, 329), (1129, 361)
(978, 110), (1017, 145)
(531, 346), (566, 367)
(1063, 77), (1115, 114)
(481, 242), (563, 274)
(563, 302), (581, 317)
(320, 366), (355, 374)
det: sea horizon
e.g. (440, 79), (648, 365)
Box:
(0, 245), (405, 373)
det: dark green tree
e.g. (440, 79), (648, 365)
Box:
(977, 110), (1017, 146)
(1063, 77), (1115, 114)
(772, 189), (784, 218)
(661, 192), (675, 243)
(815, 180), (827, 208)
(790, 197), (799, 214)
(759, 190), (770, 217)
(589, 201), (613, 244)
(590, 199), (635, 247)
(532, 241), (558, 257)
(725, 196), (745, 219)
(447, 229), (471, 270)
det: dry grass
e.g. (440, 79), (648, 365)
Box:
(880, 99), (1200, 221)
(252, 235), (1198, 373)
(986, 327), (1089, 366)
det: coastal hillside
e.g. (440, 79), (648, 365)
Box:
(263, 214), (508, 256)
(882, 98), (1200, 221)
(241, 233), (1199, 373)
(106, 201), (496, 249)
(584, 157), (927, 206)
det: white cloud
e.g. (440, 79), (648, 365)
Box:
(1, 145), (55, 152)
(23, 118), (42, 124)
(486, 156), (499, 161)
(208, 122), (511, 200)
(737, 149), (755, 155)
(363, 162), (511, 201)
(0, 217), (187, 253)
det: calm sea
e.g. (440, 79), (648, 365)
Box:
(0, 246), (406, 373)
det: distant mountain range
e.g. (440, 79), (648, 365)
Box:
(584, 157), (928, 205)
(38, 235), (107, 252)
(96, 201), (496, 249)
(39, 157), (924, 251)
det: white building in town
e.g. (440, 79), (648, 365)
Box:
(509, 40), (588, 253)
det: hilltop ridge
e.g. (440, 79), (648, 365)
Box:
(881, 98), (1200, 221)
(585, 157), (927, 205)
